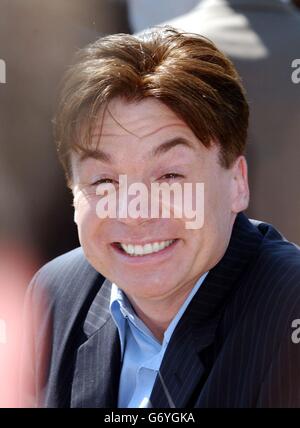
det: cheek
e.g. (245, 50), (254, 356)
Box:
(203, 180), (234, 251)
(204, 172), (232, 213)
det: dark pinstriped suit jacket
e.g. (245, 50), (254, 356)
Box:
(21, 213), (300, 407)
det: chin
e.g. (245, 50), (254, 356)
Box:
(115, 272), (179, 298)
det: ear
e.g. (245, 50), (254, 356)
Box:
(230, 156), (249, 213)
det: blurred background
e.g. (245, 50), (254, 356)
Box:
(0, 0), (299, 406)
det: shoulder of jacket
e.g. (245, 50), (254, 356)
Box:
(28, 247), (103, 307)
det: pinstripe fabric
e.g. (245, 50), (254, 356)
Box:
(21, 213), (300, 407)
(20, 252), (120, 408)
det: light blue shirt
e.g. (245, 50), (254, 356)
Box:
(109, 272), (208, 408)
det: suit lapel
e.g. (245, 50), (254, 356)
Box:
(149, 308), (220, 408)
(71, 278), (121, 408)
(150, 213), (263, 408)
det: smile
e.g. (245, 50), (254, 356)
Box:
(115, 239), (177, 256)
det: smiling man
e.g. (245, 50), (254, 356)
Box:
(21, 27), (300, 408)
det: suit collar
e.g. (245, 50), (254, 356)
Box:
(71, 278), (121, 407)
(71, 317), (121, 407)
(83, 277), (112, 337)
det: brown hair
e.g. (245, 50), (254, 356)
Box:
(54, 26), (249, 182)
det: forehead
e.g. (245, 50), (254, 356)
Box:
(95, 97), (190, 139)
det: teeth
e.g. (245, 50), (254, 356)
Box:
(119, 240), (175, 256)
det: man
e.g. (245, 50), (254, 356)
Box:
(21, 27), (300, 408)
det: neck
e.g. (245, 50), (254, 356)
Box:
(127, 280), (198, 343)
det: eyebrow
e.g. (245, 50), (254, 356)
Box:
(78, 137), (195, 164)
(79, 148), (112, 164)
(150, 137), (195, 157)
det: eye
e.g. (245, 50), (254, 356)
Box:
(159, 173), (184, 181)
(91, 178), (117, 186)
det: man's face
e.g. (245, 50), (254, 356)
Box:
(71, 98), (249, 303)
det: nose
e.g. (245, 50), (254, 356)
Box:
(117, 177), (152, 226)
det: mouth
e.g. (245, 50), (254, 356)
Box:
(111, 239), (179, 257)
